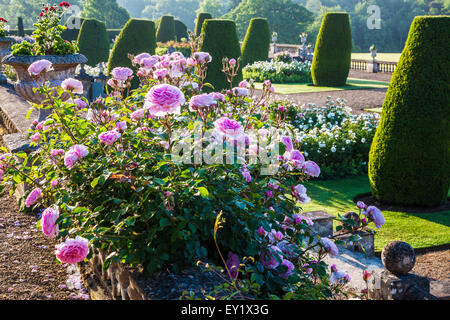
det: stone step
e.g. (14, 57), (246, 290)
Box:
(302, 210), (334, 238)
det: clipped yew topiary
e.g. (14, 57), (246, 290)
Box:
(156, 15), (176, 42)
(77, 19), (109, 67)
(175, 19), (188, 41)
(368, 16), (450, 207)
(17, 17), (24, 37)
(195, 13), (212, 36)
(311, 12), (352, 86)
(241, 18), (270, 68)
(200, 19), (242, 91)
(107, 19), (156, 88)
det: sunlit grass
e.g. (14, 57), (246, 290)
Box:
(301, 176), (450, 252)
(351, 53), (401, 62)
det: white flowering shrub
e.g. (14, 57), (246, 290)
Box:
(271, 98), (380, 179)
(243, 60), (312, 84)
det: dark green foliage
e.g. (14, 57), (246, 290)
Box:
(368, 16), (450, 207)
(61, 17), (85, 42)
(156, 15), (176, 42)
(17, 17), (24, 37)
(240, 18), (270, 67)
(311, 12), (352, 86)
(107, 29), (121, 43)
(200, 19), (242, 91)
(195, 12), (212, 36)
(107, 19), (156, 88)
(174, 19), (188, 41)
(77, 19), (110, 67)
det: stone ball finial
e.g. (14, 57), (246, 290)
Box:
(381, 241), (416, 275)
(343, 211), (361, 226)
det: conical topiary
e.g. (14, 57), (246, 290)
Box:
(175, 19), (188, 41)
(156, 15), (176, 42)
(241, 18), (270, 68)
(195, 13), (212, 36)
(200, 19), (242, 91)
(107, 19), (156, 88)
(311, 12), (352, 86)
(368, 15), (450, 207)
(77, 19), (110, 67)
(17, 17), (24, 37)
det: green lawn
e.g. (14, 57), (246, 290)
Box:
(363, 107), (382, 114)
(255, 78), (390, 95)
(301, 176), (450, 252)
(352, 53), (401, 62)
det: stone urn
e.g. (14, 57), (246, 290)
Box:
(2, 54), (87, 106)
(0, 37), (15, 84)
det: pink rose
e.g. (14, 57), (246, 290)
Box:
(281, 136), (294, 152)
(98, 130), (121, 146)
(321, 237), (339, 257)
(302, 160), (320, 177)
(365, 206), (385, 228)
(210, 92), (225, 102)
(194, 52), (212, 64)
(28, 59), (53, 76)
(153, 68), (168, 80)
(141, 56), (159, 69)
(115, 121), (127, 132)
(144, 84), (185, 117)
(61, 78), (84, 94)
(51, 179), (59, 187)
(257, 226), (266, 236)
(232, 87), (249, 97)
(25, 188), (43, 207)
(71, 145), (89, 158)
(131, 108), (146, 120)
(189, 93), (217, 112)
(239, 80), (248, 88)
(278, 259), (294, 279)
(261, 246), (283, 269)
(55, 236), (89, 264)
(213, 117), (244, 139)
(30, 132), (41, 142)
(133, 52), (151, 65)
(111, 67), (133, 81)
(229, 58), (236, 66)
(64, 150), (79, 169)
(357, 201), (367, 210)
(41, 206), (59, 238)
(74, 98), (87, 109)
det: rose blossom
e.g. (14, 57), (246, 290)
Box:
(61, 78), (83, 94)
(229, 58), (236, 66)
(115, 121), (127, 132)
(292, 184), (310, 204)
(41, 206), (59, 238)
(74, 98), (87, 109)
(141, 57), (159, 69)
(278, 259), (295, 279)
(257, 226), (266, 236)
(365, 206), (385, 228)
(51, 179), (59, 187)
(321, 237), (339, 257)
(71, 145), (89, 158)
(189, 94), (217, 111)
(25, 188), (43, 207)
(261, 246), (283, 269)
(144, 84), (185, 117)
(98, 130), (121, 146)
(302, 160), (321, 177)
(226, 252), (240, 280)
(239, 80), (248, 88)
(210, 92), (225, 102)
(357, 201), (367, 210)
(30, 132), (41, 142)
(111, 67), (133, 81)
(133, 52), (151, 65)
(193, 52), (212, 64)
(55, 236), (89, 264)
(28, 59), (53, 76)
(232, 87), (249, 97)
(213, 117), (244, 140)
(281, 136), (294, 152)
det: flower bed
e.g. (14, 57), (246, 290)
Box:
(243, 60), (312, 84)
(0, 40), (385, 299)
(271, 98), (380, 179)
(156, 40), (191, 57)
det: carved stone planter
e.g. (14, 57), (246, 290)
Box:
(2, 54), (87, 109)
(0, 37), (15, 84)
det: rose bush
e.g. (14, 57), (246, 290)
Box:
(270, 98), (380, 179)
(0, 40), (384, 299)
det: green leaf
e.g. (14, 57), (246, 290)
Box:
(160, 218), (171, 228)
(197, 187), (210, 198)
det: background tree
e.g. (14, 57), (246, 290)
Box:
(117, 0), (147, 18)
(197, 0), (225, 18)
(222, 0), (314, 44)
(81, 0), (130, 29)
(142, 0), (200, 31)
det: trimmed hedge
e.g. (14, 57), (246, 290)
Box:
(7, 29), (34, 36)
(61, 17), (85, 42)
(241, 18), (270, 68)
(195, 13), (212, 36)
(77, 19), (110, 67)
(175, 19), (188, 41)
(18, 17), (24, 37)
(311, 12), (351, 86)
(156, 15), (176, 43)
(107, 19), (156, 89)
(107, 29), (121, 43)
(200, 19), (242, 91)
(368, 16), (450, 207)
